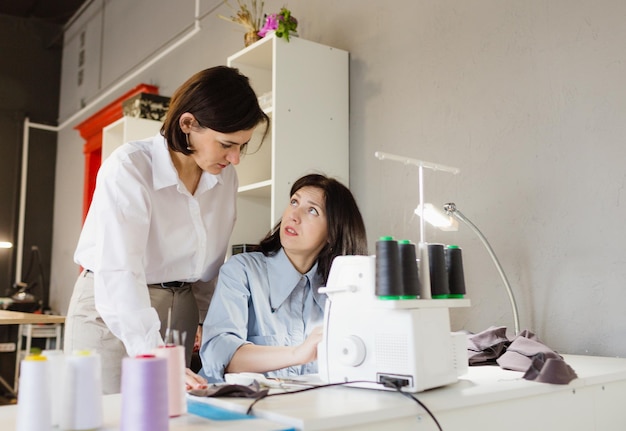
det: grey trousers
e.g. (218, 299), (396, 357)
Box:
(64, 269), (199, 394)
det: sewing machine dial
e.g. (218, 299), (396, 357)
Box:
(339, 335), (366, 367)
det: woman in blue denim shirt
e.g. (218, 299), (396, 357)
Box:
(199, 173), (368, 382)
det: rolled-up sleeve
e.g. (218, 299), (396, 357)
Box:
(199, 256), (252, 382)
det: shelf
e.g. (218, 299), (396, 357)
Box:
(238, 180), (271, 198)
(226, 35), (349, 250)
(228, 34), (274, 69)
(102, 117), (162, 161)
(235, 122), (272, 189)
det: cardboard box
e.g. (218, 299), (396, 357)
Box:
(122, 93), (170, 121)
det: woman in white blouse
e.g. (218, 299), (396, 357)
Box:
(64, 66), (269, 394)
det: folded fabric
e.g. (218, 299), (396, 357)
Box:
(497, 334), (562, 372)
(188, 381), (269, 399)
(467, 327), (578, 385)
(515, 329), (539, 340)
(522, 352), (578, 384)
(467, 326), (511, 365)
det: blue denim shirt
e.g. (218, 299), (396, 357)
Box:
(199, 248), (325, 382)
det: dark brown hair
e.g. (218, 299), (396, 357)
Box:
(161, 66), (269, 155)
(260, 174), (368, 283)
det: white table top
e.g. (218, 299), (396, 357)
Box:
(0, 392), (292, 431)
(3, 354), (625, 430)
(188, 354), (626, 430)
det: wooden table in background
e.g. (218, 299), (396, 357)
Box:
(0, 310), (65, 325)
(0, 310), (66, 395)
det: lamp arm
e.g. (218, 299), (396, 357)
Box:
(445, 204), (521, 335)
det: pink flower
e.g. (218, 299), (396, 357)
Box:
(258, 8), (298, 41)
(258, 13), (278, 37)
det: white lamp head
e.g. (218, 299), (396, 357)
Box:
(415, 203), (459, 231)
(0, 241), (13, 249)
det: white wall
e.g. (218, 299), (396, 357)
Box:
(51, 0), (626, 358)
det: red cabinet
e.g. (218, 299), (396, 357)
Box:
(74, 84), (159, 222)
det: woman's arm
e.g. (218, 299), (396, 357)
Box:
(226, 326), (323, 374)
(86, 151), (162, 357)
(199, 256), (253, 381)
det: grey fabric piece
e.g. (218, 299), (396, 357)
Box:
(515, 329), (539, 340)
(467, 326), (511, 365)
(496, 334), (562, 372)
(188, 382), (268, 399)
(523, 353), (578, 384)
(467, 327), (578, 386)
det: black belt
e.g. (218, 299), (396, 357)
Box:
(158, 281), (191, 288)
(86, 270), (190, 288)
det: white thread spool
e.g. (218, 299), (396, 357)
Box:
(153, 344), (187, 417)
(42, 350), (65, 427)
(16, 354), (51, 431)
(60, 350), (103, 430)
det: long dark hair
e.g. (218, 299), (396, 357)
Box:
(260, 174), (368, 283)
(161, 66), (269, 155)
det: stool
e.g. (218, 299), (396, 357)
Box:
(13, 322), (63, 393)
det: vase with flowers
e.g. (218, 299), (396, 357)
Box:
(219, 0), (265, 47)
(258, 7), (298, 42)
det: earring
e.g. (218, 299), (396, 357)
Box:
(185, 133), (192, 151)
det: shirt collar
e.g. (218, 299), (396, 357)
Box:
(267, 248), (325, 311)
(151, 133), (222, 192)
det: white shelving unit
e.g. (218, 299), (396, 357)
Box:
(102, 116), (162, 162)
(227, 33), (350, 250)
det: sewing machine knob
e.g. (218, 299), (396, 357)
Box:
(339, 335), (366, 367)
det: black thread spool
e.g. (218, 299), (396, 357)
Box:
(375, 236), (403, 299)
(445, 245), (466, 298)
(398, 240), (420, 299)
(428, 243), (449, 299)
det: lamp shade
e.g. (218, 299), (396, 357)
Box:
(415, 204), (458, 231)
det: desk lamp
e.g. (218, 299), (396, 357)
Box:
(415, 202), (521, 335)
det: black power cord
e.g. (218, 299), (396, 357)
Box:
(384, 381), (444, 431)
(244, 379), (443, 430)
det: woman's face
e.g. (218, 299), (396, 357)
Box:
(279, 186), (329, 260)
(188, 125), (254, 175)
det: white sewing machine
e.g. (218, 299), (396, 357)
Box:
(318, 255), (470, 393)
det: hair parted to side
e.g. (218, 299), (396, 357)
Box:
(260, 173), (368, 283)
(161, 66), (270, 155)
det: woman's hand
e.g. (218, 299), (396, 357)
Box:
(185, 367), (208, 391)
(293, 325), (323, 365)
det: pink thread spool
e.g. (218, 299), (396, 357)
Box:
(154, 344), (187, 417)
